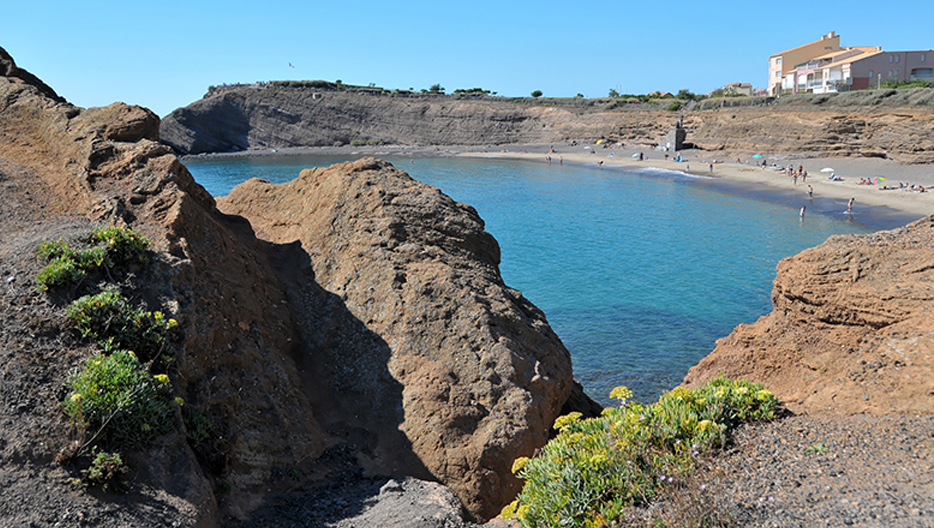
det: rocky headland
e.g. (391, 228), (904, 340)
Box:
(161, 81), (934, 164)
(0, 47), (599, 527)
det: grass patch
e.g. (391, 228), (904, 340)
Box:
(503, 377), (779, 528)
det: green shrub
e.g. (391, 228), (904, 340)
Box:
(37, 239), (75, 261)
(504, 377), (779, 528)
(92, 226), (151, 268)
(63, 350), (175, 448)
(183, 408), (213, 446)
(66, 290), (177, 361)
(667, 102), (682, 112)
(36, 227), (151, 291)
(366, 138), (382, 146)
(350, 139), (367, 146)
(81, 448), (126, 489)
(36, 257), (86, 291)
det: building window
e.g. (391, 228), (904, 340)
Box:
(869, 70), (874, 78)
(923, 54), (927, 62)
(777, 57), (782, 65)
(896, 55), (900, 63)
(890, 56), (894, 63)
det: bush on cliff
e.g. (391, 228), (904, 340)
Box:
(503, 377), (779, 528)
(63, 350), (175, 448)
(35, 226), (151, 291)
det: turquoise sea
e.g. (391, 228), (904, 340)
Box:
(185, 155), (917, 405)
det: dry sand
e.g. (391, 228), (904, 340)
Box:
(459, 144), (934, 219)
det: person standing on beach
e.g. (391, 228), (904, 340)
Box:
(709, 162), (713, 173)
(793, 172), (798, 186)
(847, 198), (855, 214)
(807, 185), (813, 199)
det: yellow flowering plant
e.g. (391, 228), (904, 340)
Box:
(504, 377), (780, 527)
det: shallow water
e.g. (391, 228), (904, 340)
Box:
(185, 155), (912, 405)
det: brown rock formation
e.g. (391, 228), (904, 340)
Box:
(683, 216), (934, 415)
(161, 83), (934, 163)
(216, 158), (576, 520)
(1, 47), (592, 525)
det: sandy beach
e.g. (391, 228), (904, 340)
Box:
(457, 144), (934, 219)
(186, 142), (934, 221)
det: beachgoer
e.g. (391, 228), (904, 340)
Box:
(793, 173), (797, 186)
(559, 156), (563, 165)
(801, 170), (807, 183)
(807, 185), (813, 199)
(709, 163), (713, 173)
(800, 206), (806, 218)
(597, 160), (604, 167)
(847, 198), (854, 214)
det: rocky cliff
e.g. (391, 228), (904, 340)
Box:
(683, 216), (934, 415)
(161, 83), (934, 163)
(0, 46), (595, 526)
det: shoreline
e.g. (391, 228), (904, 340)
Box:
(183, 143), (934, 222)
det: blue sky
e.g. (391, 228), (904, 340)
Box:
(4, 0), (933, 117)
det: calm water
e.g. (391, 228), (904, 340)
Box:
(185, 155), (915, 405)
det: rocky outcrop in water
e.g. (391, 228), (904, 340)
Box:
(161, 83), (934, 163)
(0, 47), (594, 526)
(683, 216), (934, 415)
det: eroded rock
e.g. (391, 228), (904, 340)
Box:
(217, 158), (580, 520)
(683, 216), (934, 415)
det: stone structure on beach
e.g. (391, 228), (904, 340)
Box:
(0, 46), (598, 526)
(683, 217), (934, 415)
(659, 116), (686, 152)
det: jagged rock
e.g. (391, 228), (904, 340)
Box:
(217, 158), (582, 520)
(683, 216), (934, 415)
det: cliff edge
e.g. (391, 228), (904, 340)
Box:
(683, 216), (934, 415)
(161, 83), (934, 163)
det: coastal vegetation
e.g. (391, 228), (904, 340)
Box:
(35, 227), (187, 489)
(503, 377), (779, 528)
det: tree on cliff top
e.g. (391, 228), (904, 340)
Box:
(531, 90), (543, 98)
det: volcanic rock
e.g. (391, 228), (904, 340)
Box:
(217, 158), (579, 520)
(683, 216), (934, 415)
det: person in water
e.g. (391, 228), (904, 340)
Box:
(847, 198), (854, 214)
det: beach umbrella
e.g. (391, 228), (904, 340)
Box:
(752, 154), (763, 158)
(820, 168), (835, 173)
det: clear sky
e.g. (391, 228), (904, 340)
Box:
(3, 0), (933, 117)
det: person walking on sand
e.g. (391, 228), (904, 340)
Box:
(847, 198), (855, 214)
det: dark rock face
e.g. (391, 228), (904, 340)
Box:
(684, 216), (934, 415)
(217, 158), (582, 520)
(161, 84), (934, 163)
